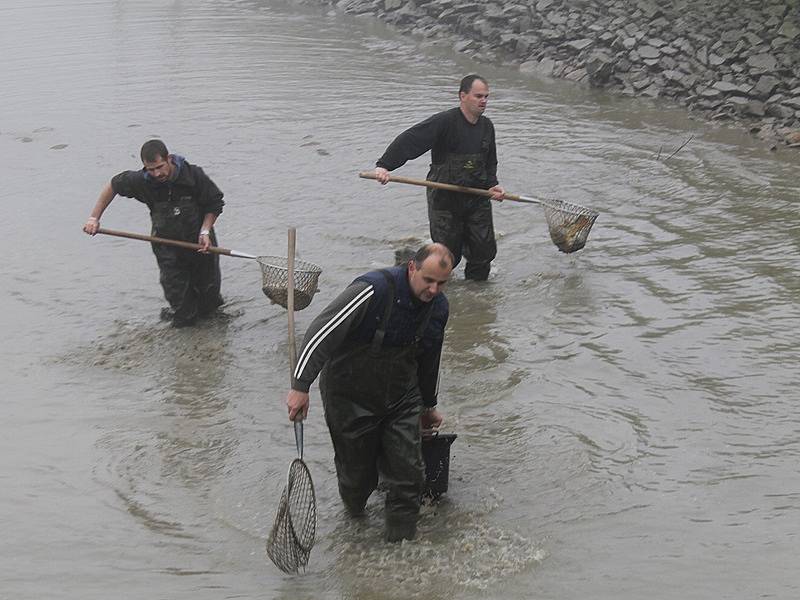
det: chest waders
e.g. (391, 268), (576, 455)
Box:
(149, 187), (222, 326)
(427, 150), (497, 281)
(319, 271), (434, 542)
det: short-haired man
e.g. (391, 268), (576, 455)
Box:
(83, 140), (224, 327)
(286, 243), (453, 541)
(374, 75), (505, 281)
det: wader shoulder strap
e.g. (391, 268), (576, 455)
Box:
(371, 269), (396, 353)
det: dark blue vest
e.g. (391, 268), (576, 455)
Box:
(349, 266), (448, 350)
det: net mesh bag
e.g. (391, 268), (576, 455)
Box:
(257, 256), (322, 311)
(542, 199), (599, 254)
(266, 459), (317, 574)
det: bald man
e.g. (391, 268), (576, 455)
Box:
(286, 243), (453, 542)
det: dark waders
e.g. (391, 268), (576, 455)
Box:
(320, 272), (433, 541)
(427, 152), (497, 281)
(150, 194), (223, 327)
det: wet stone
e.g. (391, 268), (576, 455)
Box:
(753, 75), (780, 99)
(708, 53), (726, 66)
(747, 53), (778, 72)
(784, 96), (800, 110)
(746, 100), (766, 117)
(638, 45), (660, 59)
(714, 80), (749, 94)
(777, 21), (800, 40)
(765, 103), (795, 119)
(566, 38), (593, 51)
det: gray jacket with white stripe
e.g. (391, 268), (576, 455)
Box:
(291, 266), (449, 408)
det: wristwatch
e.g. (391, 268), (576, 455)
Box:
(200, 229), (210, 236)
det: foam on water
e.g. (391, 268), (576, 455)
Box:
(325, 502), (546, 597)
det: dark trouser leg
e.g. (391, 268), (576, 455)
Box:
(427, 190), (464, 267)
(379, 391), (424, 541)
(193, 252), (223, 317)
(463, 199), (497, 281)
(321, 384), (380, 515)
(464, 260), (491, 281)
(153, 246), (198, 327)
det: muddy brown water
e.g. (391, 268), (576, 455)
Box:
(2, 1), (799, 598)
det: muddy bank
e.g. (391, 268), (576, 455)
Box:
(303, 0), (800, 150)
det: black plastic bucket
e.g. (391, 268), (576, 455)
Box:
(422, 432), (457, 497)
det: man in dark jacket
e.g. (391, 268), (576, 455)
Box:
(374, 75), (505, 281)
(83, 139), (224, 327)
(286, 243), (453, 542)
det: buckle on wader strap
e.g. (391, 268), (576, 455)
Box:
(370, 269), (396, 355)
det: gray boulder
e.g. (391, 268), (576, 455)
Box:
(586, 51), (615, 85)
(745, 100), (766, 117)
(566, 38), (593, 52)
(638, 45), (661, 59)
(747, 53), (778, 72)
(520, 57), (556, 77)
(724, 96), (751, 114)
(777, 21), (800, 40)
(752, 75), (781, 100)
(714, 80), (751, 95)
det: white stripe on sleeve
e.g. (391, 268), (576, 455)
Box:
(293, 285), (375, 380)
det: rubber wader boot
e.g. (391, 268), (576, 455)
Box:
(171, 314), (196, 328)
(464, 260), (491, 281)
(160, 307), (195, 327)
(385, 518), (417, 543)
(342, 493), (368, 518)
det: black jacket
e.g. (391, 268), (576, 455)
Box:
(292, 266), (449, 407)
(110, 155), (224, 217)
(376, 107), (498, 188)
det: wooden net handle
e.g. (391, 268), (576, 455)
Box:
(357, 171), (538, 204)
(95, 227), (257, 258)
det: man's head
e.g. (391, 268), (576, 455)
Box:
(407, 243), (454, 302)
(140, 139), (174, 183)
(459, 75), (489, 123)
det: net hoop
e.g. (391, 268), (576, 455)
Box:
(257, 256), (322, 310)
(266, 458), (317, 574)
(541, 199), (599, 254)
(286, 459), (317, 553)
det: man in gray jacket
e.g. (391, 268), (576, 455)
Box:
(286, 243), (453, 541)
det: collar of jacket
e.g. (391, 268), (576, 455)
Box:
(142, 154), (195, 187)
(392, 264), (427, 309)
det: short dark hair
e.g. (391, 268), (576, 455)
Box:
(459, 74), (488, 95)
(140, 139), (169, 163)
(413, 243), (455, 270)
